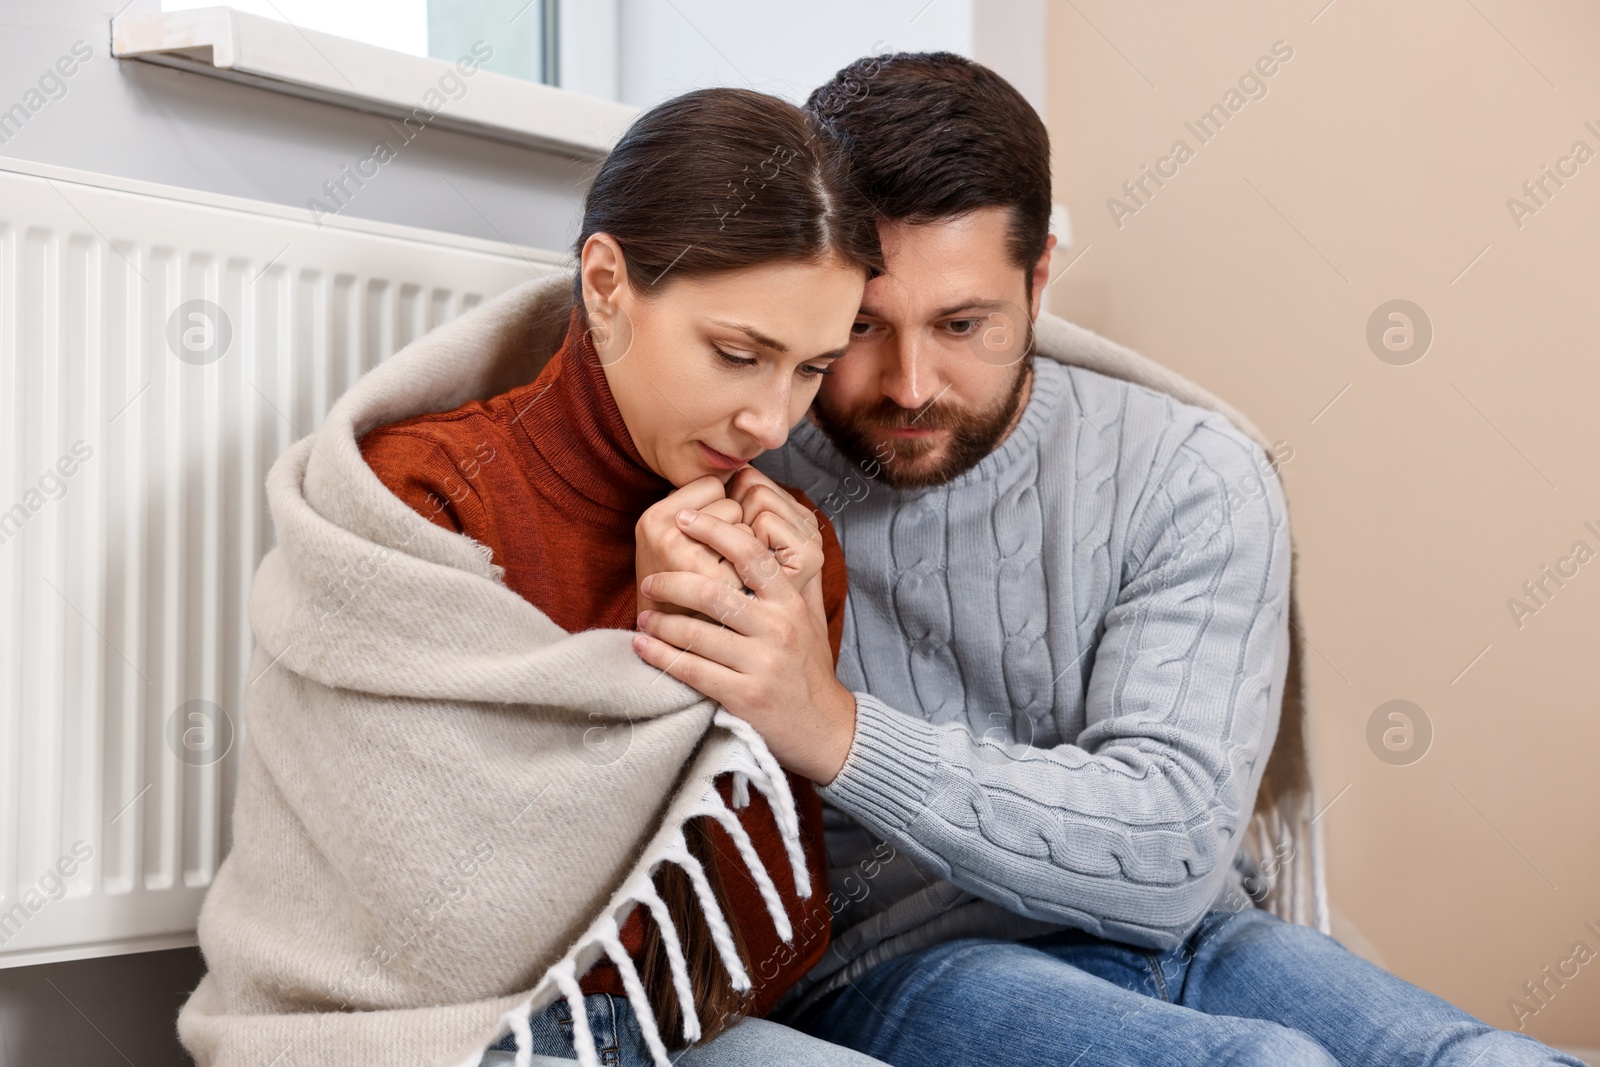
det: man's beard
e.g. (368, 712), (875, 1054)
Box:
(811, 355), (1034, 490)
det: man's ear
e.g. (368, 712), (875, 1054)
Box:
(1029, 233), (1058, 321)
(579, 233), (630, 318)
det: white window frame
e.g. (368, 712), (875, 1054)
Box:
(110, 2), (635, 159)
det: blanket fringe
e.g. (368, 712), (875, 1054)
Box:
(631, 878), (700, 1042)
(712, 711), (812, 898)
(497, 1002), (535, 1067)
(713, 711), (796, 838)
(478, 721), (805, 1065)
(690, 788), (793, 942)
(660, 826), (751, 992)
(548, 960), (599, 1067)
(596, 914), (673, 1067)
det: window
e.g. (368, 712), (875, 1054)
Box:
(113, 0), (631, 158)
(159, 0), (565, 87)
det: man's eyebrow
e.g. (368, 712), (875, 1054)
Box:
(709, 319), (788, 353)
(856, 298), (1010, 320)
(930, 298), (1009, 319)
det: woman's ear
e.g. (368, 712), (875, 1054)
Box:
(580, 233), (629, 318)
(580, 234), (635, 365)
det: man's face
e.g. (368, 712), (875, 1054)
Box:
(811, 206), (1055, 489)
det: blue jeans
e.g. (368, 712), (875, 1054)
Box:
(787, 906), (1585, 1066)
(477, 988), (891, 1066)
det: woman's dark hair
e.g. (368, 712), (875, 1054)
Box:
(572, 86), (884, 303)
(570, 86), (878, 1048)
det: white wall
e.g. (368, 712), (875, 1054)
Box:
(973, 0), (1046, 116)
(0, 0), (591, 253)
(617, 0), (979, 107)
(612, 0), (1045, 115)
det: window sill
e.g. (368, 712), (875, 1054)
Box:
(110, 6), (637, 159)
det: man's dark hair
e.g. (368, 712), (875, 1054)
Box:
(806, 51), (1051, 283)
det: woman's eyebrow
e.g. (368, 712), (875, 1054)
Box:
(710, 319), (787, 353)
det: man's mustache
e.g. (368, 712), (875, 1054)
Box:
(843, 397), (967, 433)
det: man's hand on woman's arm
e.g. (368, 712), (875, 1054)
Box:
(631, 507), (858, 786)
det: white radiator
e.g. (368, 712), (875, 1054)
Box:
(0, 157), (557, 967)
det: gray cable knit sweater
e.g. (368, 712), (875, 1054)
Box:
(753, 355), (1294, 1018)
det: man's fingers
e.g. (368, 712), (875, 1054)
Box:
(671, 511), (793, 597)
(714, 558), (742, 590)
(631, 631), (743, 706)
(641, 570), (763, 634)
(686, 553), (742, 590)
(636, 607), (744, 666)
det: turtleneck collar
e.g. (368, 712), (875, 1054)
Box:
(503, 307), (673, 525)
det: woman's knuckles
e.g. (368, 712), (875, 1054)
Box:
(701, 498), (744, 525)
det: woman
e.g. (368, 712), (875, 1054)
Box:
(357, 88), (885, 1065)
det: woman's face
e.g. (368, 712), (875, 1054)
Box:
(580, 236), (866, 487)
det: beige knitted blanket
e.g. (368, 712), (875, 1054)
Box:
(177, 273), (812, 1067)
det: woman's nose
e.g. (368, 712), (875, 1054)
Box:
(735, 401), (790, 452)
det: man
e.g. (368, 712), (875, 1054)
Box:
(631, 53), (1583, 1065)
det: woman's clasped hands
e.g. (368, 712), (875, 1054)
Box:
(632, 466), (857, 784)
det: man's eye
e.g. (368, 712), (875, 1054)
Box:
(850, 322), (875, 337)
(946, 319), (981, 336)
(715, 347), (758, 368)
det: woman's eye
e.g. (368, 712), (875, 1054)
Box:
(800, 363), (834, 378)
(715, 347), (758, 368)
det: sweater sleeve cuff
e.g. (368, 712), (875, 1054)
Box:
(819, 692), (944, 831)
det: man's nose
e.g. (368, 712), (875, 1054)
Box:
(879, 333), (939, 411)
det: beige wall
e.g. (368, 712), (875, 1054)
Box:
(1044, 0), (1600, 1051)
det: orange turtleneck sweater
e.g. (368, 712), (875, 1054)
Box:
(356, 309), (841, 1018)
